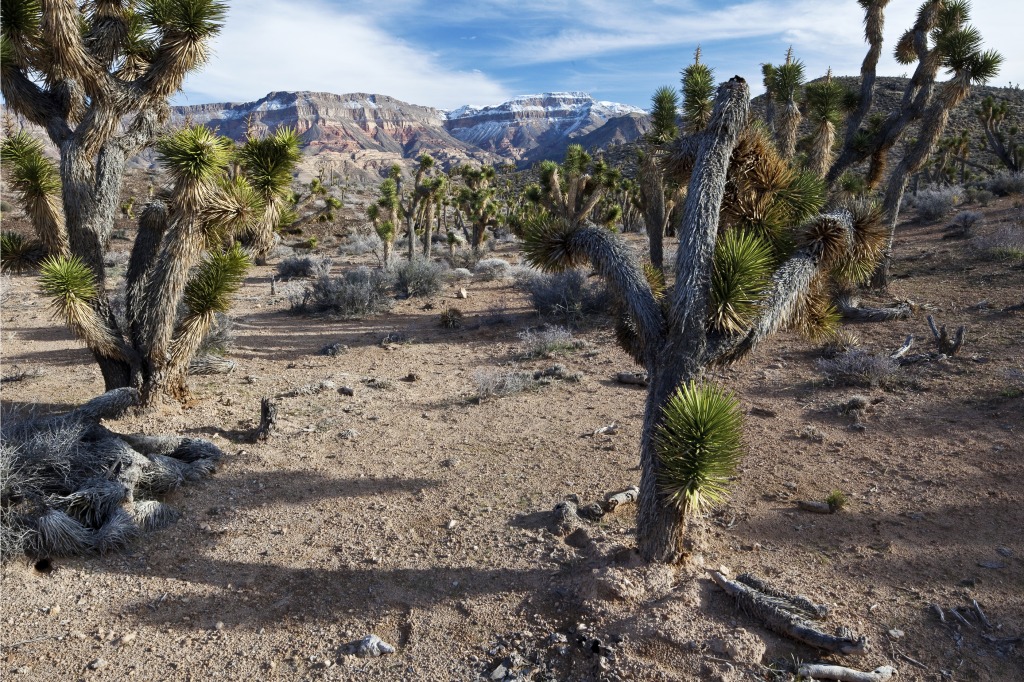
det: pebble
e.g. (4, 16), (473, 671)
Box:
(87, 658), (108, 671)
(118, 632), (138, 646)
(446, 520), (458, 530)
(338, 386), (355, 397)
(457, 288), (468, 299)
(888, 629), (904, 639)
(47, 605), (61, 616)
(490, 664), (508, 679)
(215, 621), (225, 630)
(351, 634), (395, 657)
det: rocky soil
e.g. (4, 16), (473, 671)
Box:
(1, 197), (1023, 681)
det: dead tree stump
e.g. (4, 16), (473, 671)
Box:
(255, 398), (277, 443)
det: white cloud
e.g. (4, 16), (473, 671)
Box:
(177, 0), (510, 109)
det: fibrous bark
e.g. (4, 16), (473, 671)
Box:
(709, 570), (867, 655)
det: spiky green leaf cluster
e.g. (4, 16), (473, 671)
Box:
(238, 127), (301, 198)
(1, 131), (61, 199)
(710, 230), (774, 334)
(804, 77), (847, 128)
(156, 125), (232, 184)
(39, 254), (97, 303)
(655, 382), (744, 516)
(141, 0), (226, 41)
(520, 217), (582, 272)
(648, 86), (680, 144)
(771, 52), (805, 100)
(1, 231), (44, 273)
(183, 243), (250, 315)
(681, 49), (715, 132)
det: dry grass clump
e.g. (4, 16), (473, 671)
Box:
(276, 255), (332, 280)
(816, 349), (900, 387)
(517, 325), (586, 358)
(985, 171), (1024, 197)
(972, 225), (1024, 261)
(289, 267), (394, 317)
(473, 258), (512, 281)
(943, 210), (984, 239)
(392, 259), (445, 298)
(906, 187), (961, 222)
(517, 269), (609, 326)
(473, 363), (582, 400)
(338, 230), (383, 257)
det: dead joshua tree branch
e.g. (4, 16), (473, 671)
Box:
(254, 398), (277, 443)
(708, 570), (866, 655)
(837, 291), (912, 321)
(605, 486), (640, 511)
(926, 315), (966, 355)
(797, 663), (897, 682)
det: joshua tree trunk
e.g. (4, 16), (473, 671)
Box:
(639, 152), (667, 271)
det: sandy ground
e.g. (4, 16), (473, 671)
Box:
(1, 200), (1023, 681)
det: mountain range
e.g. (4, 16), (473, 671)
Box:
(172, 91), (650, 183)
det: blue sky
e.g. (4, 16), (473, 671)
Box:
(179, 0), (1024, 111)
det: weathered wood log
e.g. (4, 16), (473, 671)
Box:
(890, 335), (914, 359)
(972, 599), (992, 629)
(709, 570), (866, 655)
(796, 663), (896, 681)
(797, 500), (835, 514)
(615, 371), (648, 386)
(605, 486), (640, 512)
(255, 398), (277, 443)
(838, 294), (912, 322)
(926, 315), (966, 356)
(735, 573), (829, 620)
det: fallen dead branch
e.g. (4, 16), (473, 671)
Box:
(605, 486), (639, 511)
(796, 663), (896, 681)
(615, 371), (648, 386)
(708, 570), (865, 655)
(837, 293), (913, 322)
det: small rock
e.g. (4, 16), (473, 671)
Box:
(15, 666), (32, 675)
(783, 481), (798, 491)
(338, 385), (355, 396)
(456, 288), (468, 299)
(118, 631), (137, 646)
(888, 629), (904, 639)
(490, 664), (508, 680)
(996, 547), (1013, 558)
(349, 634), (395, 658)
(446, 520), (458, 530)
(401, 372), (420, 382)
(978, 560), (1006, 569)
(47, 605), (61, 616)
(339, 429), (359, 441)
(87, 658), (108, 671)
(214, 621), (225, 630)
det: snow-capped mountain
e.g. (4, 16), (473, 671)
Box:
(172, 90), (649, 180)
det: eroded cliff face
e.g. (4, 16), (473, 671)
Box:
(173, 90), (648, 180)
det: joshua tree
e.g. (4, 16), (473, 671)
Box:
(531, 145), (619, 230)
(681, 46), (715, 133)
(820, 0), (1001, 286)
(373, 172), (401, 266)
(457, 164), (499, 252)
(3, 118), (299, 404)
(977, 95), (1021, 172)
(761, 63), (778, 133)
(421, 174), (448, 258)
(0, 0), (299, 400)
(522, 78), (884, 562)
(803, 70), (847, 178)
(638, 85), (683, 271)
(396, 155), (436, 260)
(769, 47), (806, 160)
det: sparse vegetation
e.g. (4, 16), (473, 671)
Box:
(439, 307), (464, 329)
(473, 258), (513, 281)
(392, 259), (445, 297)
(972, 225), (1024, 261)
(985, 171), (1024, 196)
(518, 269), (609, 326)
(289, 267), (394, 317)
(907, 187), (962, 222)
(275, 255), (332, 280)
(517, 326), (585, 358)
(816, 349), (900, 387)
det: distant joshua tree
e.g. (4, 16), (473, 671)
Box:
(523, 78), (885, 562)
(0, 1), (300, 405)
(820, 0), (1002, 285)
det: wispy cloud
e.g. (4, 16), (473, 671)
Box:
(178, 0), (510, 109)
